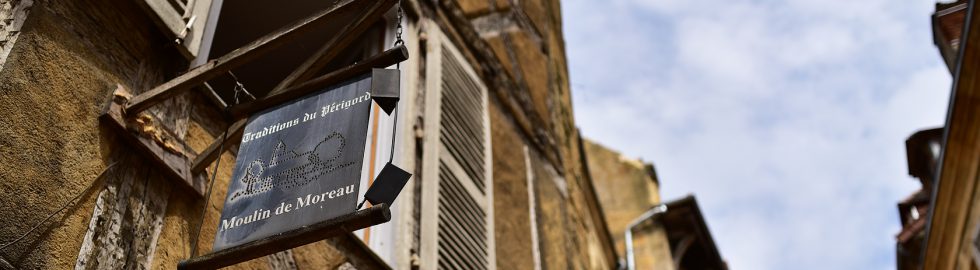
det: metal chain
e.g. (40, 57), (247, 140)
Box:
(228, 71), (257, 103)
(394, 0), (404, 47)
(394, 0), (404, 71)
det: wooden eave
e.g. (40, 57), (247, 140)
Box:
(923, 0), (980, 268)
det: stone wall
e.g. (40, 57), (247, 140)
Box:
(0, 0), (183, 268)
(583, 139), (666, 262)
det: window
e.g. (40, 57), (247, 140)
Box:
(418, 21), (496, 270)
(139, 0), (214, 59)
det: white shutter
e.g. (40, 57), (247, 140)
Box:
(140, 0), (212, 59)
(419, 22), (495, 270)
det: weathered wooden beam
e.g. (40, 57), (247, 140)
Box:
(189, 45), (407, 174)
(125, 0), (382, 115)
(188, 0), (393, 175)
(190, 118), (247, 174)
(229, 45), (409, 117)
(326, 232), (394, 270)
(100, 85), (204, 197)
(177, 204), (391, 270)
(270, 0), (397, 95)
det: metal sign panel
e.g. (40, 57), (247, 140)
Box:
(213, 74), (374, 251)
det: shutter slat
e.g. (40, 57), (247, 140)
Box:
(437, 179), (488, 240)
(438, 210), (488, 266)
(438, 162), (488, 243)
(422, 26), (493, 270)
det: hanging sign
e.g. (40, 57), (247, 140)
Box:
(212, 71), (390, 251)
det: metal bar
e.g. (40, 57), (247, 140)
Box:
(177, 204), (391, 270)
(229, 45), (409, 117)
(202, 83), (228, 109)
(190, 118), (246, 173)
(125, 0), (380, 114)
(269, 0), (397, 96)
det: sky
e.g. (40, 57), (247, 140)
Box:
(561, 0), (953, 269)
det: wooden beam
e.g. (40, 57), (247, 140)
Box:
(229, 45), (409, 117)
(189, 45), (407, 173)
(125, 0), (382, 115)
(188, 0), (394, 174)
(101, 85), (204, 196)
(270, 0), (397, 96)
(326, 232), (394, 270)
(177, 204), (391, 270)
(190, 118), (247, 174)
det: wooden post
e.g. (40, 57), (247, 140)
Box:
(178, 204), (391, 270)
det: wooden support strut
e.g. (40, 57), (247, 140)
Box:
(101, 85), (205, 196)
(188, 45), (409, 174)
(190, 118), (246, 174)
(124, 0), (393, 115)
(188, 0), (396, 174)
(270, 0), (396, 95)
(177, 204), (391, 270)
(229, 45), (409, 118)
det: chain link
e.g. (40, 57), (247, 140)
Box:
(227, 71), (256, 106)
(394, 0), (404, 47)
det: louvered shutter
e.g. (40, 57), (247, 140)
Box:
(139, 0), (213, 59)
(419, 23), (496, 270)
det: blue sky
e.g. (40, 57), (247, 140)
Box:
(561, 0), (952, 269)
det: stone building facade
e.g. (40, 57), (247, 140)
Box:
(584, 140), (726, 270)
(0, 0), (642, 269)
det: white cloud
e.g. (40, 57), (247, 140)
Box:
(563, 0), (951, 269)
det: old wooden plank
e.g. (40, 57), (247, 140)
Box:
(325, 232), (395, 270)
(190, 118), (246, 174)
(74, 159), (172, 270)
(270, 0), (397, 95)
(266, 250), (298, 270)
(100, 85), (204, 196)
(229, 45), (409, 117)
(177, 204), (391, 270)
(122, 172), (172, 269)
(125, 0), (382, 114)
